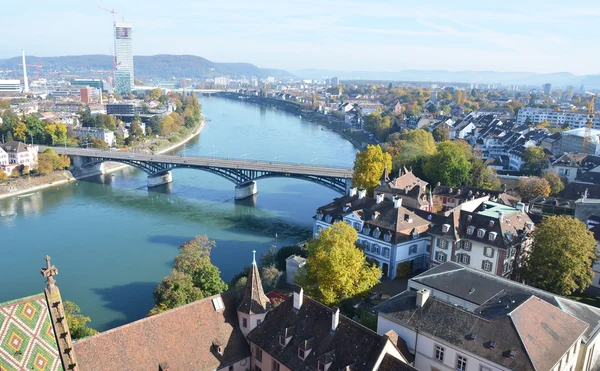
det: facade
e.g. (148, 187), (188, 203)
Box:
(115, 21), (134, 92)
(375, 168), (431, 211)
(106, 102), (142, 116)
(376, 262), (600, 371)
(314, 186), (432, 278)
(429, 201), (533, 279)
(432, 186), (516, 212)
(0, 79), (22, 92)
(114, 71), (131, 95)
(517, 107), (600, 129)
(80, 87), (90, 104)
(331, 76), (339, 86)
(74, 127), (115, 146)
(561, 128), (600, 155)
(543, 82), (552, 95)
(0, 141), (39, 168)
(71, 79), (103, 91)
(549, 152), (584, 183)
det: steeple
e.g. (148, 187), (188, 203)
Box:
(237, 250), (271, 337)
(41, 256), (79, 371)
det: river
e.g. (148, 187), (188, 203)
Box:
(0, 96), (357, 331)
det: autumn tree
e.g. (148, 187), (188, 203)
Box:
(521, 146), (548, 175)
(468, 159), (501, 190)
(295, 222), (381, 305)
(517, 177), (550, 202)
(64, 301), (98, 339)
(352, 145), (392, 194)
(13, 121), (27, 142)
(0, 171), (8, 181)
(148, 88), (163, 100)
(543, 172), (565, 196)
(432, 125), (450, 142)
(151, 270), (204, 314)
(399, 129), (436, 156)
(423, 141), (471, 187)
(130, 121), (144, 138)
(522, 216), (597, 295)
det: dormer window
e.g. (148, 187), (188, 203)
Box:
(413, 231), (419, 239)
(298, 347), (306, 360)
(489, 220), (494, 227)
(383, 232), (391, 242)
(316, 212), (323, 220)
(362, 226), (371, 235)
(325, 215), (332, 223)
(442, 224), (450, 233)
(488, 232), (497, 241)
(373, 228), (381, 239)
(477, 228), (486, 238)
(279, 335), (285, 346)
(466, 226), (475, 235)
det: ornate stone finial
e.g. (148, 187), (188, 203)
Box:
(252, 250), (257, 265)
(41, 255), (59, 288)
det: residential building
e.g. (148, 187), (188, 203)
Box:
(0, 146), (8, 165)
(586, 215), (600, 288)
(517, 107), (600, 129)
(549, 152), (584, 183)
(314, 186), (432, 278)
(74, 127), (115, 146)
(0, 141), (39, 168)
(115, 21), (134, 92)
(528, 196), (575, 217)
(0, 79), (22, 92)
(376, 262), (600, 371)
(115, 124), (129, 139)
(331, 76), (339, 86)
(393, 101), (403, 115)
(429, 201), (534, 279)
(432, 186), (517, 212)
(561, 128), (600, 155)
(80, 87), (91, 103)
(375, 167), (431, 211)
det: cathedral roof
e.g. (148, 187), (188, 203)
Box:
(0, 293), (64, 371)
(237, 258), (271, 315)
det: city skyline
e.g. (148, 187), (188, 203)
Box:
(0, 0), (599, 75)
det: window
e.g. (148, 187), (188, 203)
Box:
(426, 244), (431, 253)
(503, 262), (510, 273)
(325, 215), (332, 223)
(456, 355), (467, 371)
(460, 254), (471, 265)
(363, 226), (371, 235)
(413, 231), (419, 239)
(477, 229), (486, 238)
(482, 260), (492, 272)
(435, 251), (447, 263)
(318, 362), (326, 371)
(279, 335), (285, 346)
(442, 224), (450, 233)
(229, 366), (234, 371)
(364, 241), (370, 252)
(272, 360), (281, 371)
(354, 222), (362, 232)
(373, 229), (381, 239)
(384, 233), (391, 242)
(257, 319), (262, 326)
(437, 239), (447, 249)
(298, 347), (305, 360)
(509, 248), (515, 257)
(489, 232), (497, 241)
(480, 366), (492, 371)
(409, 245), (417, 255)
(254, 347), (263, 362)
(373, 244), (381, 255)
(484, 246), (494, 258)
(434, 345), (445, 362)
(463, 240), (472, 251)
(383, 247), (390, 258)
(243, 318), (248, 328)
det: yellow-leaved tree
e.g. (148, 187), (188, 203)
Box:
(295, 222), (381, 305)
(352, 144), (392, 195)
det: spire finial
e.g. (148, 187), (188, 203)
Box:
(41, 255), (59, 290)
(252, 250), (256, 265)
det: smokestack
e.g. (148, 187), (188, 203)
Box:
(331, 307), (340, 332)
(21, 49), (29, 93)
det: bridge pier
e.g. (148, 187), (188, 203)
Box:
(235, 181), (258, 200)
(148, 171), (173, 188)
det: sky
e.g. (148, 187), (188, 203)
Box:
(1, 0), (599, 74)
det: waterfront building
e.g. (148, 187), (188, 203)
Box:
(115, 21), (134, 93)
(375, 262), (600, 371)
(0, 79), (22, 92)
(74, 127), (115, 147)
(0, 141), (39, 169)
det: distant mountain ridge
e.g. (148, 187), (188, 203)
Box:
(0, 54), (294, 80)
(294, 69), (600, 89)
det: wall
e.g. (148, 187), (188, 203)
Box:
(250, 342), (292, 371)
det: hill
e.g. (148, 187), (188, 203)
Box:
(0, 54), (294, 80)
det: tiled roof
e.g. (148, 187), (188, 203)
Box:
(551, 152), (583, 167)
(247, 295), (407, 371)
(238, 263), (271, 315)
(0, 294), (64, 371)
(73, 292), (249, 371)
(1, 141), (29, 154)
(377, 354), (417, 371)
(432, 186), (504, 202)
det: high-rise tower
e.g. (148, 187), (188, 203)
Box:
(114, 21), (134, 94)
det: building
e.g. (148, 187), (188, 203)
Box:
(517, 107), (600, 129)
(549, 152), (584, 183)
(114, 71), (131, 95)
(430, 91), (438, 104)
(214, 76), (230, 86)
(543, 82), (552, 95)
(314, 185), (433, 278)
(375, 262), (600, 371)
(71, 79), (103, 91)
(429, 201), (534, 279)
(285, 255), (306, 284)
(80, 87), (91, 104)
(432, 186), (517, 212)
(375, 167), (431, 211)
(114, 21), (134, 92)
(0, 254), (415, 371)
(0, 79), (22, 92)
(561, 128), (600, 155)
(0, 141), (39, 168)
(74, 127), (115, 146)
(106, 102), (142, 116)
(586, 215), (600, 288)
(331, 76), (339, 86)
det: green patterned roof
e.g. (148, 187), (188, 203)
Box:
(0, 294), (64, 371)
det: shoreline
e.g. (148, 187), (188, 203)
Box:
(0, 119), (205, 200)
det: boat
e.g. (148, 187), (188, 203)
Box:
(17, 193), (34, 199)
(0, 213), (17, 218)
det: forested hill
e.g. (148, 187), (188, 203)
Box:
(0, 54), (294, 80)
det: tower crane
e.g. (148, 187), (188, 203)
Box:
(21, 63), (42, 80)
(583, 95), (595, 154)
(98, 6), (118, 24)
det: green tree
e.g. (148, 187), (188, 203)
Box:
(152, 270), (203, 313)
(521, 146), (547, 175)
(468, 158), (501, 190)
(148, 88), (163, 100)
(423, 141), (471, 186)
(399, 129), (436, 156)
(352, 145), (392, 194)
(64, 301), (98, 339)
(95, 114), (116, 131)
(13, 121), (27, 142)
(37, 153), (54, 174)
(24, 115), (45, 143)
(295, 222), (381, 305)
(89, 137), (109, 150)
(130, 121), (144, 138)
(522, 216), (597, 295)
(517, 177), (551, 202)
(543, 172), (565, 196)
(432, 125), (450, 142)
(0, 171), (8, 181)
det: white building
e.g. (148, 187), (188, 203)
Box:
(285, 255), (306, 284)
(517, 107), (600, 129)
(74, 127), (115, 146)
(214, 76), (230, 86)
(549, 153), (583, 183)
(376, 262), (600, 371)
(0, 141), (39, 168)
(0, 80), (22, 92)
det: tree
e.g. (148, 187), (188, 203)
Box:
(130, 121), (144, 138)
(543, 172), (565, 196)
(261, 265), (283, 292)
(0, 171), (7, 181)
(468, 159), (501, 190)
(536, 120), (550, 129)
(295, 222), (381, 305)
(399, 129), (436, 156)
(95, 114), (116, 131)
(522, 216), (597, 295)
(148, 88), (163, 100)
(423, 141), (471, 187)
(432, 125), (450, 142)
(517, 177), (550, 202)
(521, 146), (547, 175)
(152, 270), (203, 313)
(89, 137), (109, 150)
(37, 153), (55, 174)
(352, 145), (392, 194)
(64, 301), (98, 339)
(13, 121), (27, 142)
(259, 245), (277, 268)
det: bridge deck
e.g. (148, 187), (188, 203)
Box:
(47, 147), (353, 178)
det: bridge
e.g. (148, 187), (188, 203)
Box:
(48, 147), (353, 199)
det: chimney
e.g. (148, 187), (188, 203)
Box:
(393, 196), (402, 208)
(376, 193), (384, 204)
(331, 307), (340, 332)
(416, 289), (430, 308)
(21, 49), (29, 93)
(358, 189), (366, 199)
(348, 187), (357, 197)
(498, 211), (503, 222)
(293, 286), (303, 310)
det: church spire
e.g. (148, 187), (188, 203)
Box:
(237, 251), (272, 337)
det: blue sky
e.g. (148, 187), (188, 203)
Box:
(1, 0), (599, 74)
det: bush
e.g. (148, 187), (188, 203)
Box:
(0, 171), (7, 181)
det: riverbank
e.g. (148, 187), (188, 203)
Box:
(0, 119), (205, 199)
(215, 92), (375, 150)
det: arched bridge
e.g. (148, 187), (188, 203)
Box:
(47, 147), (353, 199)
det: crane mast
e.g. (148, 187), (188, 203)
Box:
(584, 96), (595, 154)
